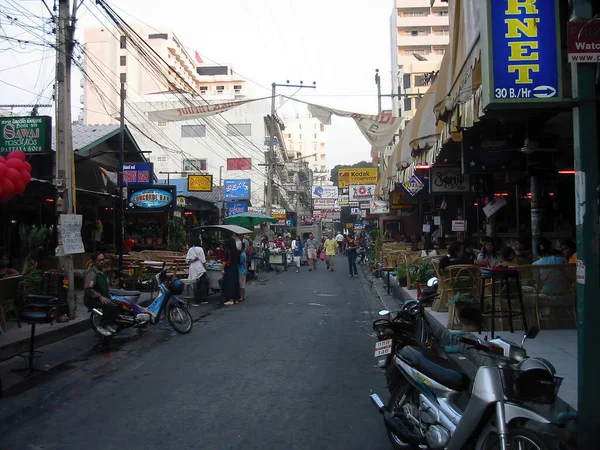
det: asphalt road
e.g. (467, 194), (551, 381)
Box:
(1, 255), (392, 450)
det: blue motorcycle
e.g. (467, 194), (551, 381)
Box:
(90, 270), (193, 336)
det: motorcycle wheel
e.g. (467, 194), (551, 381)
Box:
(167, 305), (193, 334)
(386, 382), (426, 449)
(476, 423), (554, 450)
(90, 313), (104, 336)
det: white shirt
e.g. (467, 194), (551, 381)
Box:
(335, 233), (344, 242)
(186, 246), (206, 279)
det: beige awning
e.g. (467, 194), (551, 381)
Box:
(409, 80), (443, 153)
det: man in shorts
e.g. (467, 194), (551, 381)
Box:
(305, 233), (320, 271)
(324, 233), (339, 271)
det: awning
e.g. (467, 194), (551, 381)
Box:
(409, 80), (442, 153)
(194, 224), (253, 235)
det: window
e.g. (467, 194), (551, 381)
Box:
(404, 48), (429, 56)
(200, 86), (208, 93)
(216, 85), (224, 93)
(148, 33), (168, 40)
(226, 123), (252, 136)
(299, 134), (302, 140)
(227, 157), (252, 170)
(119, 73), (126, 83)
(157, 156), (167, 162)
(414, 75), (426, 86)
(182, 159), (207, 171)
(314, 133), (317, 138)
(434, 48), (446, 55)
(433, 28), (449, 36)
(314, 144), (318, 151)
(119, 35), (126, 49)
(320, 123), (324, 132)
(120, 55), (126, 66)
(403, 74), (411, 89)
(233, 85), (242, 93)
(158, 122), (167, 127)
(299, 124), (302, 130)
(401, 10), (425, 17)
(435, 10), (448, 16)
(181, 124), (206, 138)
(320, 165), (326, 171)
(404, 98), (412, 111)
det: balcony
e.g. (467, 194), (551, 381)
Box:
(397, 34), (449, 47)
(396, 0), (446, 7)
(396, 15), (449, 28)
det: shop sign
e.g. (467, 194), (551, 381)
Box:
(0, 116), (52, 154)
(314, 211), (324, 219)
(345, 222), (354, 229)
(567, 21), (600, 63)
(391, 188), (417, 210)
(227, 201), (248, 216)
(354, 223), (365, 230)
(248, 206), (266, 215)
(187, 174), (213, 192)
(452, 220), (467, 232)
(224, 179), (250, 199)
(338, 167), (378, 188)
(397, 208), (416, 217)
(338, 194), (349, 206)
(313, 198), (338, 210)
(177, 196), (186, 207)
(400, 174), (425, 198)
(312, 185), (338, 199)
(481, 0), (561, 108)
(348, 201), (360, 207)
(349, 184), (376, 202)
(350, 207), (361, 215)
(370, 200), (390, 214)
(122, 162), (153, 185)
(430, 167), (469, 193)
(271, 208), (286, 220)
(128, 185), (176, 211)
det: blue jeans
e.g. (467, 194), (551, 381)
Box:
(347, 252), (358, 275)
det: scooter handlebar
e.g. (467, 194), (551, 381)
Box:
(457, 335), (489, 352)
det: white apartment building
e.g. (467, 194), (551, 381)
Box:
(390, 0), (449, 123)
(280, 111), (328, 183)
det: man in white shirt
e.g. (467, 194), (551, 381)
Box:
(186, 238), (207, 303)
(335, 232), (345, 255)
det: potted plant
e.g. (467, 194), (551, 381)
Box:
(396, 263), (408, 287)
(411, 260), (435, 290)
(22, 269), (44, 295)
(168, 217), (187, 252)
(447, 292), (481, 331)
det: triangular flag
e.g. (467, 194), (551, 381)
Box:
(194, 51), (203, 64)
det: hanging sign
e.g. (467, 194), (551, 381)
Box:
(370, 200), (390, 214)
(0, 116), (52, 154)
(350, 207), (361, 215)
(338, 194), (349, 206)
(271, 208), (286, 220)
(430, 167), (469, 193)
(391, 188), (417, 210)
(483, 196), (507, 217)
(177, 196), (186, 207)
(122, 162), (154, 185)
(312, 185), (338, 199)
(313, 198), (338, 210)
(481, 0), (562, 109)
(227, 201), (248, 216)
(187, 174), (213, 192)
(338, 168), (379, 188)
(224, 179), (251, 199)
(128, 185), (177, 211)
(567, 21), (600, 63)
(349, 184), (376, 201)
(400, 174), (425, 198)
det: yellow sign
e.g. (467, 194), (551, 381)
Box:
(391, 188), (417, 210)
(338, 167), (378, 188)
(187, 174), (213, 192)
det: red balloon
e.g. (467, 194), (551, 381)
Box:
(1, 178), (15, 197)
(20, 170), (31, 185)
(6, 150), (26, 162)
(5, 168), (20, 184)
(0, 162), (6, 177)
(5, 158), (23, 172)
(22, 160), (32, 173)
(0, 155), (5, 163)
(14, 180), (25, 194)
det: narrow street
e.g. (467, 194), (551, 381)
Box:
(0, 257), (391, 450)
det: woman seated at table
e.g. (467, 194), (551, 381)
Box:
(476, 238), (501, 268)
(439, 241), (463, 271)
(533, 238), (569, 296)
(501, 246), (517, 265)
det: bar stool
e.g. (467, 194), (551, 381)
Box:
(479, 267), (528, 339)
(381, 267), (395, 294)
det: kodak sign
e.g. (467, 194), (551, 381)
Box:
(338, 167), (378, 188)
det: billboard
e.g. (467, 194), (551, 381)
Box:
(224, 179), (251, 200)
(187, 174), (213, 192)
(227, 157), (252, 170)
(338, 167), (378, 188)
(127, 185), (177, 212)
(312, 185), (338, 199)
(122, 163), (153, 185)
(0, 116), (52, 154)
(349, 184), (376, 202)
(481, 0), (561, 109)
(227, 201), (248, 216)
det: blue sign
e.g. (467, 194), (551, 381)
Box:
(224, 179), (251, 200)
(227, 201), (248, 216)
(487, 0), (561, 104)
(128, 185), (176, 211)
(122, 162), (153, 185)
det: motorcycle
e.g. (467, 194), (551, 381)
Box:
(356, 246), (368, 265)
(90, 270), (193, 336)
(370, 329), (560, 450)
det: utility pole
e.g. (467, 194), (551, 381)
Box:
(375, 69), (382, 114)
(573, 0), (600, 447)
(118, 82), (126, 287)
(55, 0), (78, 318)
(266, 81), (316, 216)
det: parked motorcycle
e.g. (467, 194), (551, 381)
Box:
(370, 329), (559, 450)
(90, 270), (193, 336)
(357, 246), (368, 265)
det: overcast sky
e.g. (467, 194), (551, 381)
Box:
(0, 0), (393, 169)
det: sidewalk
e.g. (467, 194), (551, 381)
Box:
(366, 267), (578, 411)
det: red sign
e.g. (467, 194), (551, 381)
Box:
(227, 157), (252, 170)
(567, 21), (600, 63)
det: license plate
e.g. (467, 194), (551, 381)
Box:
(374, 339), (392, 357)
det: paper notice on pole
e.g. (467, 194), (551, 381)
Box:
(452, 220), (467, 232)
(482, 197), (507, 218)
(433, 216), (441, 226)
(575, 171), (585, 226)
(56, 214), (85, 256)
(422, 224), (431, 233)
(577, 260), (585, 285)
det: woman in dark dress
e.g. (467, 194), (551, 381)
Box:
(222, 237), (241, 305)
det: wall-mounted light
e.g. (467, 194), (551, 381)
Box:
(45, 198), (55, 203)
(415, 164), (430, 169)
(558, 170), (575, 175)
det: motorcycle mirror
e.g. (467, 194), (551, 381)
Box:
(427, 277), (439, 288)
(378, 310), (390, 317)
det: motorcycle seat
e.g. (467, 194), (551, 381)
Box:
(110, 289), (142, 297)
(398, 345), (470, 392)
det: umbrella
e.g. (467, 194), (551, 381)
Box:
(222, 211), (278, 229)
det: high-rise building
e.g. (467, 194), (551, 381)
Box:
(390, 0), (449, 124)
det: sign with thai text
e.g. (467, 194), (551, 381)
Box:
(338, 194), (349, 206)
(430, 167), (469, 193)
(128, 185), (177, 211)
(482, 0), (561, 107)
(56, 214), (84, 256)
(338, 167), (378, 188)
(349, 184), (376, 202)
(313, 198), (338, 210)
(187, 174), (213, 192)
(452, 220), (467, 232)
(122, 162), (153, 185)
(227, 201), (248, 216)
(271, 208), (286, 220)
(224, 179), (250, 199)
(567, 21), (600, 63)
(0, 116), (51, 154)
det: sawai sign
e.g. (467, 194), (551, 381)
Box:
(430, 167), (469, 193)
(0, 116), (52, 154)
(483, 0), (561, 106)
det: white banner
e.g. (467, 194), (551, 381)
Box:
(370, 200), (390, 214)
(56, 214), (85, 256)
(313, 198), (339, 210)
(147, 98), (265, 122)
(312, 185), (338, 199)
(307, 103), (401, 155)
(349, 184), (376, 202)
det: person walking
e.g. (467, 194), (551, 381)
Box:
(186, 238), (208, 303)
(346, 235), (359, 277)
(305, 233), (320, 271)
(83, 253), (117, 336)
(222, 237), (241, 305)
(238, 243), (247, 302)
(292, 235), (304, 273)
(335, 232), (344, 255)
(324, 233), (338, 271)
